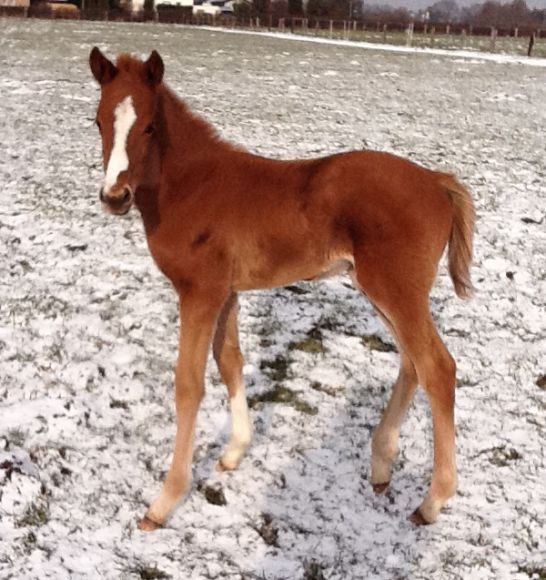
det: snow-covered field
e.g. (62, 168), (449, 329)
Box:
(1, 19), (545, 580)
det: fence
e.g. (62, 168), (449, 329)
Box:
(1, 6), (545, 58)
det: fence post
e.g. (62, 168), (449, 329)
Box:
(490, 27), (497, 52)
(406, 22), (414, 47)
(446, 24), (450, 35)
(514, 27), (518, 38)
(528, 32), (535, 57)
(329, 20), (333, 39)
(461, 28), (467, 48)
(382, 23), (387, 42)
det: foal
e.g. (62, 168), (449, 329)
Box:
(89, 48), (474, 531)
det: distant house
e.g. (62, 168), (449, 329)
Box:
(193, 0), (234, 17)
(135, 0), (234, 15)
(0, 0), (30, 6)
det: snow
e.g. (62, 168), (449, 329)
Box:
(1, 19), (545, 580)
(199, 25), (546, 68)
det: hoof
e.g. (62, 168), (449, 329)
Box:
(216, 458), (236, 472)
(409, 508), (432, 526)
(137, 515), (162, 532)
(372, 481), (390, 495)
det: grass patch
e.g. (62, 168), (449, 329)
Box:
(260, 356), (290, 382)
(289, 336), (324, 354)
(248, 385), (318, 415)
(518, 565), (546, 579)
(197, 481), (227, 506)
(21, 531), (37, 555)
(249, 385), (297, 407)
(361, 334), (396, 353)
(129, 565), (171, 579)
(16, 501), (49, 528)
(109, 399), (129, 410)
(310, 381), (341, 397)
(289, 326), (325, 354)
(487, 445), (522, 467)
(303, 559), (327, 580)
(253, 512), (279, 547)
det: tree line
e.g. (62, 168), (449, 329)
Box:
(237, 0), (546, 29)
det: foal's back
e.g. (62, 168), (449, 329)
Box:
(171, 147), (454, 292)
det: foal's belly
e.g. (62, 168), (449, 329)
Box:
(232, 256), (354, 292)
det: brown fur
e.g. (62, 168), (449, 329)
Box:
(89, 47), (475, 530)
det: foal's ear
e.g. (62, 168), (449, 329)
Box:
(89, 47), (118, 85)
(144, 50), (164, 87)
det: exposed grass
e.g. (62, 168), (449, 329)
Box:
(197, 481), (227, 506)
(20, 531), (37, 556)
(253, 512), (279, 547)
(289, 336), (324, 354)
(289, 325), (325, 354)
(109, 399), (130, 410)
(310, 381), (342, 397)
(361, 334), (396, 353)
(259, 356), (290, 382)
(248, 384), (318, 415)
(16, 501), (49, 528)
(128, 565), (171, 579)
(485, 445), (523, 467)
(303, 559), (327, 580)
(518, 564), (546, 579)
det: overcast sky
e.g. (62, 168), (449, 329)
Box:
(373, 0), (546, 9)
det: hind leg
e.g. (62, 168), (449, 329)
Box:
(371, 351), (418, 493)
(212, 293), (252, 471)
(354, 253), (457, 524)
(351, 273), (419, 493)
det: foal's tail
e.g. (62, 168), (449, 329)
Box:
(441, 174), (476, 299)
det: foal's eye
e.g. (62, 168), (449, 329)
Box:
(144, 124), (155, 136)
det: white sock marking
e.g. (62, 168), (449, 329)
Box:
(222, 386), (251, 469)
(103, 96), (137, 193)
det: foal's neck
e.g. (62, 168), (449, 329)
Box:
(158, 85), (232, 169)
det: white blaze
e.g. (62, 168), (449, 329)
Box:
(103, 96), (137, 193)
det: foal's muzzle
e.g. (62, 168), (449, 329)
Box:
(100, 185), (133, 215)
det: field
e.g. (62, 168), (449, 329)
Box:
(1, 19), (545, 580)
(279, 23), (546, 59)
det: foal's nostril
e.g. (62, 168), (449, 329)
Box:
(121, 187), (132, 203)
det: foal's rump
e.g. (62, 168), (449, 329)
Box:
(310, 150), (475, 297)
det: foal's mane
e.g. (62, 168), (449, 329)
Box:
(115, 53), (231, 154)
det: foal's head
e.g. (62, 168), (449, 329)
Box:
(89, 47), (164, 215)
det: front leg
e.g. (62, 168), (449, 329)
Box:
(138, 292), (226, 531)
(212, 293), (252, 471)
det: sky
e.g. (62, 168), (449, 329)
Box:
(374, 0), (546, 10)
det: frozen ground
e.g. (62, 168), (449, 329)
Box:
(0, 19), (545, 580)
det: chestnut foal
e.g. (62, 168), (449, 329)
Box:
(89, 47), (474, 531)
